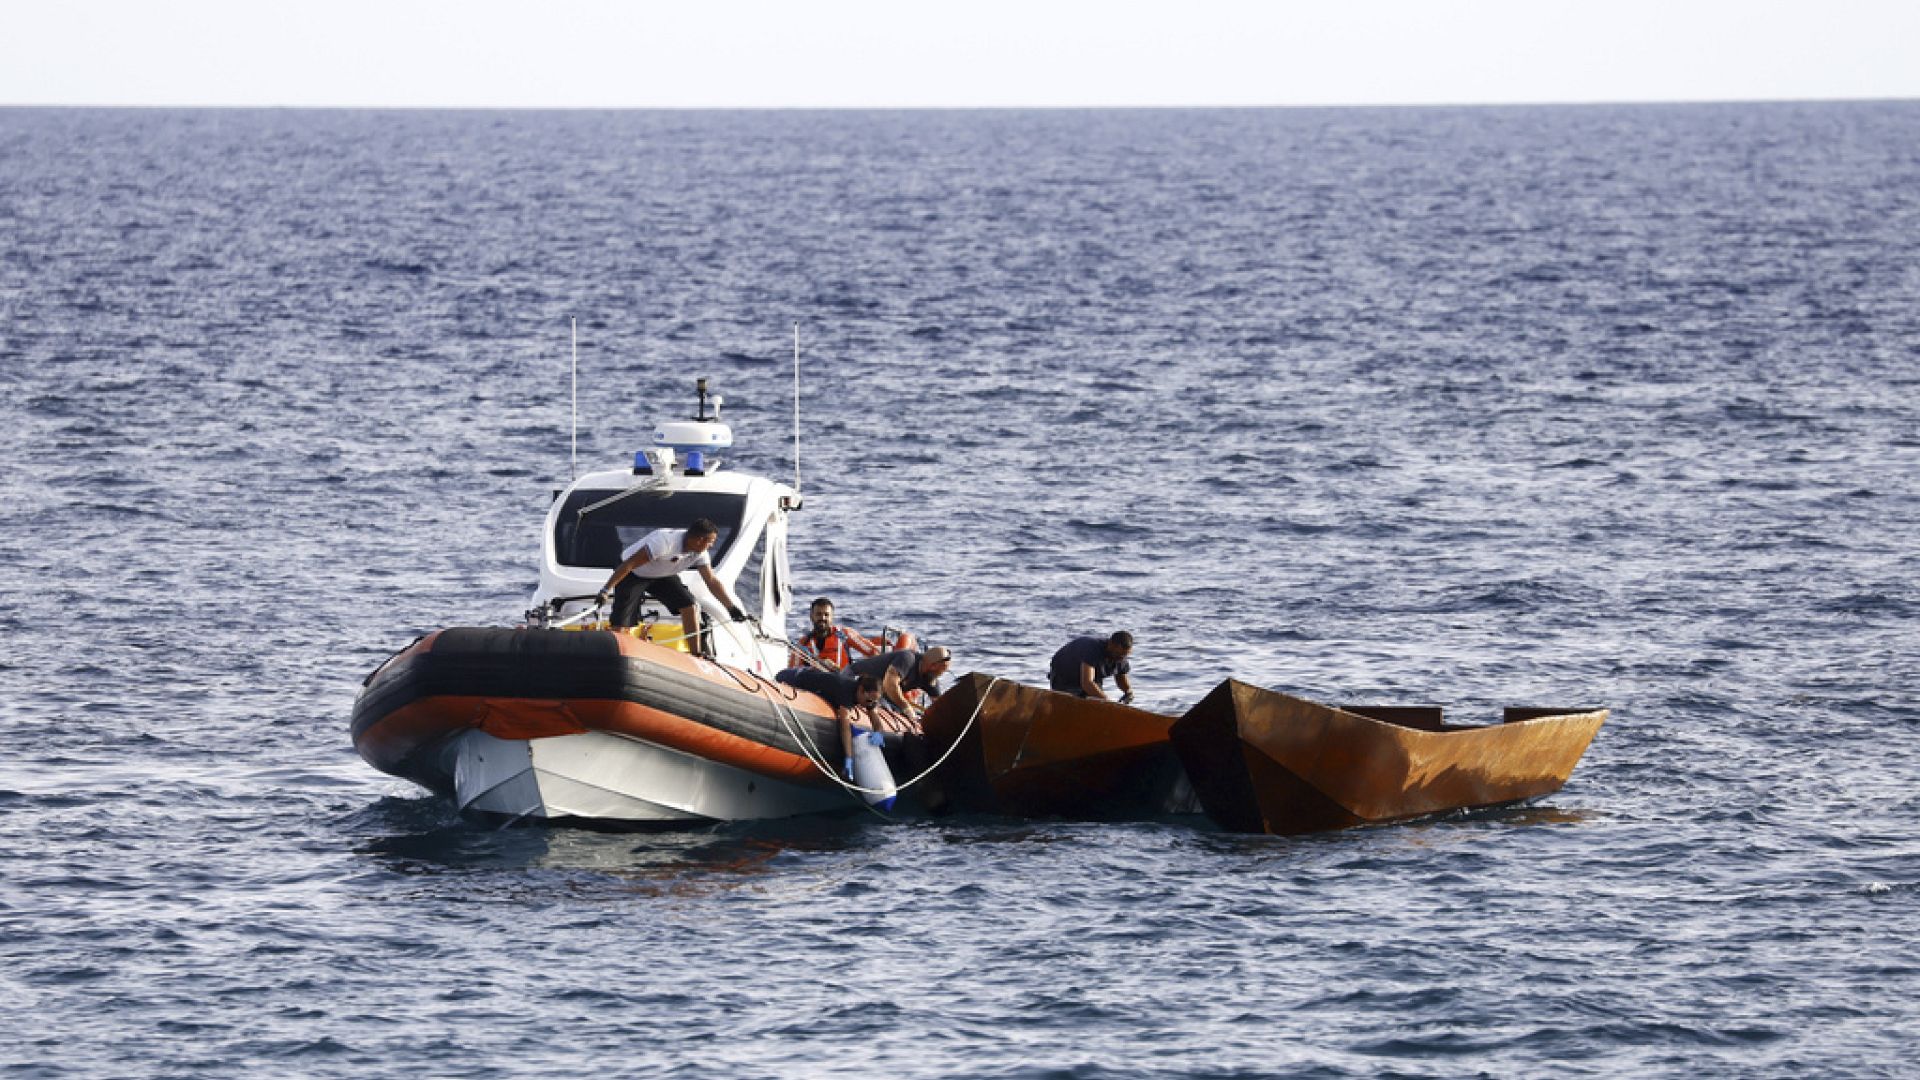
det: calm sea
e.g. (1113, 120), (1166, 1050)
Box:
(2, 103), (1918, 1078)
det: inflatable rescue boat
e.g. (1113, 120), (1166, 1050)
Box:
(352, 627), (894, 823)
(350, 379), (901, 824)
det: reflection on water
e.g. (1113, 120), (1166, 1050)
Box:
(1471, 804), (1593, 828)
(354, 799), (897, 897)
(9, 103), (1920, 1078)
(350, 791), (1591, 885)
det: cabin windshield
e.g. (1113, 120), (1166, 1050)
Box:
(552, 488), (749, 569)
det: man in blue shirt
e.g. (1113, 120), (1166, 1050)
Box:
(1048, 632), (1134, 704)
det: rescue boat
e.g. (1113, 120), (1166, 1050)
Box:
(1168, 681), (1606, 835)
(350, 379), (897, 825)
(352, 628), (878, 822)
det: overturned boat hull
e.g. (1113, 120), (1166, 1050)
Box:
(919, 673), (1186, 818)
(352, 627), (868, 825)
(1169, 681), (1605, 835)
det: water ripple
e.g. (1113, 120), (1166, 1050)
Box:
(3, 102), (1920, 1079)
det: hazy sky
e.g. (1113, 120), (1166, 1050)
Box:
(4, 0), (1917, 109)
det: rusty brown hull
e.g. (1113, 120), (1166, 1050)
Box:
(1169, 681), (1605, 835)
(919, 673), (1185, 818)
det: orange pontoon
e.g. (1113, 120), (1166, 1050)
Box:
(353, 627), (873, 824)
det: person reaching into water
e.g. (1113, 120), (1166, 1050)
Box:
(597, 517), (748, 657)
(847, 646), (951, 723)
(1049, 631), (1134, 704)
(775, 668), (883, 780)
(791, 596), (882, 671)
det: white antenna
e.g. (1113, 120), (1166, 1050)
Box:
(791, 322), (802, 497)
(570, 317), (579, 482)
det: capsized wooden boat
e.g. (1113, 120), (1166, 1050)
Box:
(1168, 681), (1605, 835)
(918, 673), (1187, 818)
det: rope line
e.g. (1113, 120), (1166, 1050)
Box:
(543, 603), (1003, 811)
(753, 674), (1002, 800)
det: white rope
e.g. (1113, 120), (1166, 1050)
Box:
(756, 679), (894, 797)
(748, 679), (900, 820)
(754, 673), (1002, 799)
(761, 625), (865, 674)
(552, 611), (1004, 810)
(551, 605), (604, 629)
(715, 614), (764, 663)
(551, 606), (704, 649)
(891, 676), (1001, 788)
(568, 614), (906, 803)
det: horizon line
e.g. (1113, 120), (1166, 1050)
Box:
(6, 94), (1919, 112)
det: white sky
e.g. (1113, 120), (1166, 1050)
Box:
(3, 0), (1917, 109)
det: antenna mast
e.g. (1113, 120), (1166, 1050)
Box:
(792, 323), (802, 497)
(570, 317), (579, 482)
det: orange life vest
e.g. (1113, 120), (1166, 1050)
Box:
(794, 625), (881, 670)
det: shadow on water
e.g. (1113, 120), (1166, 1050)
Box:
(338, 793), (1589, 876)
(1469, 804), (1594, 828)
(926, 811), (1213, 848)
(339, 795), (897, 890)
(1175, 801), (1597, 857)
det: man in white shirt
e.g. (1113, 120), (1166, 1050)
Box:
(597, 517), (749, 655)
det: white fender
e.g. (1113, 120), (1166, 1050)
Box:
(850, 729), (897, 811)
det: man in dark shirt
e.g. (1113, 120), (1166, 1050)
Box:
(774, 668), (883, 779)
(1049, 632), (1134, 703)
(846, 646), (951, 720)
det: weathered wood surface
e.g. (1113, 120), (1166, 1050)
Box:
(920, 673), (1186, 818)
(1169, 680), (1606, 835)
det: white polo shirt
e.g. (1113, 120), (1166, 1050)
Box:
(621, 529), (712, 578)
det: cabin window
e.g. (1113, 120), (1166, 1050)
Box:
(767, 526), (789, 611)
(552, 489), (748, 569)
(736, 531), (766, 617)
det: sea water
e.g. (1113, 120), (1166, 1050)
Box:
(2, 104), (1918, 1077)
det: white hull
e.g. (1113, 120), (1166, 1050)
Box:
(451, 729), (852, 823)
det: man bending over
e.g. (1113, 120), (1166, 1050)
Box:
(599, 517), (748, 657)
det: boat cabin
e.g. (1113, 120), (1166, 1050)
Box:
(527, 385), (797, 675)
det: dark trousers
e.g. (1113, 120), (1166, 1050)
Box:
(611, 573), (698, 628)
